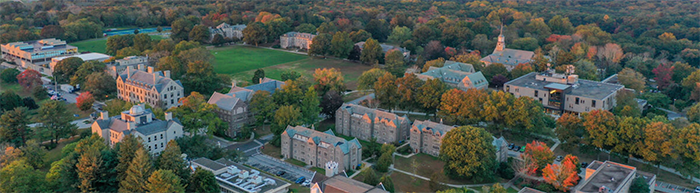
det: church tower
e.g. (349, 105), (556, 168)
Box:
(494, 24), (506, 52)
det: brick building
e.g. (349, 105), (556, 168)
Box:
(335, 103), (411, 144)
(281, 126), (362, 170)
(280, 32), (315, 50)
(116, 65), (184, 109)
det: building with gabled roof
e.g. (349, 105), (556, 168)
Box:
(417, 60), (489, 90)
(106, 55), (149, 78)
(281, 126), (362, 170)
(116, 64), (184, 109)
(280, 32), (315, 50)
(480, 26), (536, 71)
(311, 173), (387, 193)
(409, 120), (508, 161)
(208, 78), (286, 137)
(209, 23), (246, 40)
(91, 104), (183, 155)
(335, 103), (411, 144)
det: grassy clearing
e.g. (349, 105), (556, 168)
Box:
(394, 153), (502, 185)
(262, 143), (281, 159)
(391, 171), (433, 193)
(0, 82), (26, 94)
(310, 167), (325, 174)
(211, 46), (307, 74)
(69, 35), (166, 54)
(285, 158), (307, 167)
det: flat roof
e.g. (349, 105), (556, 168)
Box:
(505, 72), (624, 100)
(193, 158), (290, 193)
(53, 53), (111, 62)
(544, 83), (570, 90)
(578, 161), (636, 193)
(192, 157), (227, 171)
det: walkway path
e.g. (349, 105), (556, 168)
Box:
(389, 166), (483, 192)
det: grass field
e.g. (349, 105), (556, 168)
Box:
(69, 35), (167, 54)
(211, 46), (307, 74)
(212, 46), (372, 89)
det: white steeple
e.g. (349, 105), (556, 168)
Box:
(495, 24), (506, 52)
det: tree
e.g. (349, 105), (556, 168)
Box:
(617, 68), (646, 92)
(652, 63), (674, 90)
(15, 69), (42, 90)
(77, 146), (103, 192)
(639, 122), (675, 166)
(376, 144), (396, 172)
(71, 61), (106, 86)
(424, 40), (445, 60)
(187, 168), (219, 193)
(511, 63), (534, 78)
(396, 73), (423, 112)
(542, 155), (580, 192)
(365, 19), (390, 42)
(273, 80), (305, 106)
(672, 62), (694, 84)
(688, 103), (700, 123)
(482, 63), (509, 82)
(418, 78), (447, 117)
(583, 110), (617, 150)
(21, 97), (37, 110)
(156, 141), (189, 182)
(440, 126), (497, 181)
(147, 170), (186, 193)
(115, 135), (143, 182)
(32, 86), (48, 100)
(294, 23), (316, 33)
(106, 35), (135, 55)
(309, 33), (332, 56)
(360, 38), (383, 65)
(676, 123), (700, 179)
(313, 68), (346, 96)
(20, 140), (46, 168)
(574, 59), (598, 80)
(490, 74), (509, 88)
(471, 34), (494, 55)
(522, 141), (554, 173)
(157, 56), (185, 79)
(76, 92), (95, 111)
(361, 168), (380, 186)
(272, 105), (301, 146)
(0, 107), (31, 147)
(374, 72), (398, 109)
(119, 148), (153, 193)
(171, 18), (194, 42)
(556, 113), (585, 151)
(211, 34), (225, 46)
(385, 50), (405, 76)
(300, 87), (321, 125)
(36, 100), (77, 146)
(116, 47), (141, 59)
(83, 72), (117, 100)
(510, 37), (539, 51)
(0, 68), (20, 83)
(243, 22), (267, 46)
(595, 43), (624, 72)
(548, 15), (574, 34)
(184, 61), (220, 95)
(321, 91), (343, 118)
(0, 160), (45, 192)
(357, 68), (389, 91)
(629, 177), (650, 193)
(40, 25), (64, 39)
(0, 91), (22, 112)
(331, 31), (353, 58)
(133, 33), (152, 51)
(388, 26), (412, 44)
(350, 30), (372, 43)
(280, 70), (301, 81)
(172, 92), (226, 136)
(252, 69), (265, 84)
(250, 90), (277, 127)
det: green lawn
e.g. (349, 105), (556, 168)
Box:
(69, 35), (167, 54)
(285, 158), (307, 167)
(0, 82), (23, 93)
(310, 167), (325, 174)
(211, 46), (307, 74)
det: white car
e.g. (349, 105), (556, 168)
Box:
(694, 186), (700, 193)
(302, 179), (311, 187)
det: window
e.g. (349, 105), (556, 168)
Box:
(575, 97), (580, 105)
(592, 100), (596, 107)
(161, 134), (163, 139)
(161, 143), (163, 148)
(506, 85), (510, 92)
(148, 137), (151, 142)
(534, 90), (538, 97)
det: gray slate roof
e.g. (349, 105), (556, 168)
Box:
(94, 110), (181, 136)
(208, 78), (285, 110)
(118, 70), (183, 93)
(412, 120), (455, 136)
(339, 103), (409, 126)
(283, 126), (362, 154)
(481, 48), (535, 66)
(419, 61), (488, 88)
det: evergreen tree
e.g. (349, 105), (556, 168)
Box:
(76, 147), (102, 192)
(300, 87), (321, 125)
(37, 100), (77, 145)
(187, 168), (219, 193)
(0, 107), (31, 147)
(253, 69), (265, 84)
(156, 141), (190, 182)
(116, 135), (143, 182)
(380, 175), (395, 193)
(147, 169), (186, 193)
(119, 148), (152, 193)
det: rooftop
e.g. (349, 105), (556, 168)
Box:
(192, 157), (290, 193)
(118, 68), (183, 93)
(339, 103), (409, 126)
(578, 161), (636, 193)
(505, 72), (624, 100)
(481, 48), (534, 66)
(313, 174), (387, 193)
(411, 120), (455, 136)
(52, 53), (111, 62)
(208, 78), (285, 110)
(2, 38), (76, 53)
(355, 41), (409, 53)
(282, 126), (361, 154)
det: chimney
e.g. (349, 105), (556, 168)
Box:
(153, 71), (160, 83)
(165, 112), (173, 121)
(232, 81), (236, 88)
(126, 66), (132, 78)
(138, 64), (145, 71)
(100, 111), (109, 120)
(147, 66), (154, 74)
(127, 121), (136, 130)
(164, 70), (170, 78)
(259, 78), (263, 84)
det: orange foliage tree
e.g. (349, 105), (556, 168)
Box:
(522, 141), (554, 173)
(76, 92), (95, 111)
(542, 155), (580, 192)
(16, 69), (43, 90)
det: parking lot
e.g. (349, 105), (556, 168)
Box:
(246, 153), (314, 186)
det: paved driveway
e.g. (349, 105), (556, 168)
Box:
(247, 153), (314, 183)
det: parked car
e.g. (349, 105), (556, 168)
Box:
(276, 171), (286, 176)
(508, 143), (515, 150)
(581, 162), (589, 168)
(555, 156), (563, 162)
(295, 177), (306, 184)
(513, 146), (521, 152)
(302, 179), (311, 187)
(694, 186), (699, 193)
(520, 146), (526, 153)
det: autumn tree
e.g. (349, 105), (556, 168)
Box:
(418, 78), (447, 117)
(522, 141), (554, 173)
(652, 63), (674, 90)
(313, 68), (346, 96)
(172, 92), (226, 136)
(77, 146), (103, 192)
(360, 38), (383, 65)
(187, 168), (219, 193)
(76, 92), (95, 111)
(330, 31), (353, 58)
(15, 69), (42, 89)
(542, 155), (580, 192)
(595, 43), (624, 74)
(119, 148), (153, 192)
(510, 63), (534, 78)
(243, 22), (267, 46)
(0, 107), (31, 147)
(250, 90), (277, 128)
(617, 68), (646, 92)
(583, 110), (618, 150)
(374, 72), (398, 109)
(385, 50), (405, 76)
(309, 33), (332, 56)
(147, 170), (186, 193)
(36, 100), (77, 146)
(357, 68), (389, 91)
(273, 80), (304, 106)
(396, 73), (423, 112)
(189, 25), (211, 44)
(271, 105), (301, 146)
(639, 121), (675, 167)
(422, 58), (446, 72)
(675, 123), (700, 179)
(555, 113), (585, 151)
(440, 126), (497, 182)
(83, 72), (117, 100)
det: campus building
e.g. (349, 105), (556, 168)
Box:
(503, 67), (625, 115)
(106, 55), (149, 78)
(91, 104), (183, 155)
(416, 60), (489, 90)
(49, 52), (112, 76)
(116, 65), (184, 109)
(191, 157), (291, 193)
(281, 126), (362, 171)
(409, 120), (508, 162)
(576, 160), (656, 193)
(335, 103), (411, 144)
(210, 23), (246, 40)
(354, 41), (411, 59)
(480, 27), (536, 71)
(280, 32), (315, 50)
(207, 78), (285, 137)
(1, 38), (78, 75)
(310, 162), (388, 193)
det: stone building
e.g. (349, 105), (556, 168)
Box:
(207, 78), (285, 137)
(106, 56), (149, 78)
(409, 120), (508, 162)
(280, 32), (315, 50)
(335, 103), (411, 144)
(504, 68), (624, 115)
(480, 27), (536, 71)
(281, 126), (362, 170)
(416, 60), (489, 90)
(116, 65), (184, 109)
(91, 104), (183, 155)
(210, 23), (246, 40)
(1, 38), (78, 75)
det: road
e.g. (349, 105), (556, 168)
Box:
(223, 134), (313, 184)
(658, 107), (684, 120)
(28, 117), (93, 129)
